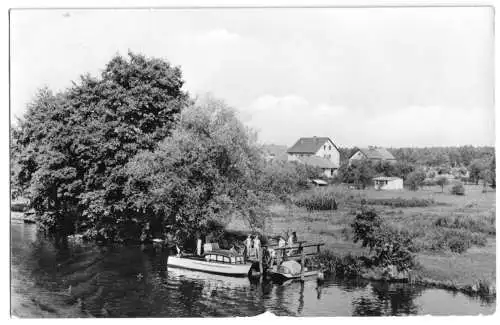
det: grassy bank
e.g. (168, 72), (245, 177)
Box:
(226, 184), (496, 298)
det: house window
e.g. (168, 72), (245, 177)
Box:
(324, 145), (326, 150)
(329, 145), (331, 150)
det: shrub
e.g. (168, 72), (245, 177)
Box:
(351, 209), (416, 272)
(434, 215), (495, 235)
(315, 251), (364, 277)
(428, 228), (488, 253)
(351, 210), (382, 250)
(450, 182), (465, 195)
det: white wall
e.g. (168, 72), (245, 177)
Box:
(315, 139), (340, 168)
(376, 179), (403, 190)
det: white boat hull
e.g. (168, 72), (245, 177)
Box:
(167, 256), (253, 277)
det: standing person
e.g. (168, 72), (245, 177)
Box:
(196, 233), (202, 256)
(245, 234), (252, 258)
(278, 235), (286, 261)
(287, 231), (298, 256)
(278, 236), (286, 248)
(253, 234), (261, 252)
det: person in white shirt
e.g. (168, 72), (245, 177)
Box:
(287, 232), (298, 256)
(278, 236), (286, 248)
(253, 235), (261, 252)
(196, 237), (202, 256)
(245, 234), (252, 258)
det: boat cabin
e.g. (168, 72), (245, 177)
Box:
(204, 250), (246, 264)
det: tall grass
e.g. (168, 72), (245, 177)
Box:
(292, 186), (358, 211)
(358, 197), (437, 208)
(434, 214), (495, 235)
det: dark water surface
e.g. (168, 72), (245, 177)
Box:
(11, 221), (495, 317)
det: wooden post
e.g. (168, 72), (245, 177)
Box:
(277, 248), (282, 268)
(300, 243), (305, 281)
(258, 247), (263, 275)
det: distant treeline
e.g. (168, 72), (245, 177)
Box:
(263, 144), (495, 167)
(338, 146), (494, 167)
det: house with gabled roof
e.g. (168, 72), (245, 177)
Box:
(287, 136), (340, 178)
(349, 146), (397, 164)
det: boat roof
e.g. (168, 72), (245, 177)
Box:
(204, 249), (243, 257)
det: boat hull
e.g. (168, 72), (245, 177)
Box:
(167, 256), (252, 277)
(268, 270), (319, 282)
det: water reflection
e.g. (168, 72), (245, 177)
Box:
(351, 282), (423, 316)
(11, 222), (495, 317)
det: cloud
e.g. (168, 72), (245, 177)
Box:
(200, 28), (241, 43)
(240, 95), (495, 148)
(241, 95), (350, 146)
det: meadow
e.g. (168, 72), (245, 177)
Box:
(228, 183), (496, 293)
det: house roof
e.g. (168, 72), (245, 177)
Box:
(287, 137), (337, 154)
(355, 147), (396, 160)
(299, 155), (338, 169)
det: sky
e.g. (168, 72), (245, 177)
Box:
(10, 7), (495, 148)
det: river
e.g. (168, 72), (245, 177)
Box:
(10, 220), (495, 317)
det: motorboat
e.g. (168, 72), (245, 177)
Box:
(167, 248), (253, 277)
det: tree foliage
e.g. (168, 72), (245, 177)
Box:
(12, 52), (188, 240)
(124, 96), (267, 245)
(338, 160), (375, 189)
(435, 176), (449, 192)
(468, 159), (488, 185)
(405, 170), (426, 191)
(351, 209), (416, 272)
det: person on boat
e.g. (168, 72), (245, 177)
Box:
(245, 234), (252, 258)
(196, 233), (202, 256)
(248, 240), (257, 260)
(278, 236), (286, 248)
(253, 234), (261, 252)
(229, 244), (238, 254)
(287, 231), (298, 256)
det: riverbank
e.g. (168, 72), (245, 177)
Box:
(226, 184), (496, 300)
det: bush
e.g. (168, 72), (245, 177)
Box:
(450, 182), (465, 195)
(314, 251), (364, 277)
(351, 209), (416, 272)
(426, 228), (488, 253)
(434, 215), (495, 235)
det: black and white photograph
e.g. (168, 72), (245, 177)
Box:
(8, 2), (497, 318)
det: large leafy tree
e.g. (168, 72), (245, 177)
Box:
(124, 96), (267, 245)
(468, 159), (487, 185)
(13, 52), (188, 241)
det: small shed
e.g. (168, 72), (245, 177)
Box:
(373, 176), (403, 190)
